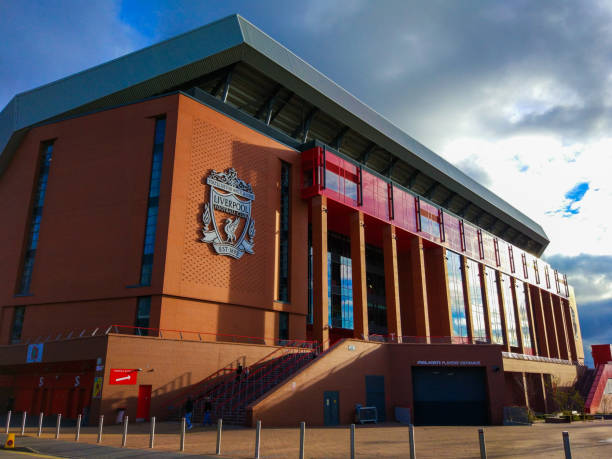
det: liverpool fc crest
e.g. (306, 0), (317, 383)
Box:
(201, 168), (255, 259)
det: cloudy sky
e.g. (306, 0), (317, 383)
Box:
(1, 0), (610, 365)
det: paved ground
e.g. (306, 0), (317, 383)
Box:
(1, 419), (611, 458)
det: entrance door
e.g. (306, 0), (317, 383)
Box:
(412, 366), (488, 425)
(323, 391), (339, 426)
(136, 385), (152, 421)
(365, 375), (386, 422)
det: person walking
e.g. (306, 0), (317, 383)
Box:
(184, 396), (194, 430)
(203, 396), (213, 426)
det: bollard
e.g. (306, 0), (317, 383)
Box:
(75, 414), (82, 442)
(55, 414), (61, 439)
(37, 413), (43, 437)
(97, 415), (104, 443)
(149, 416), (156, 448)
(562, 431), (572, 459)
(216, 418), (223, 455)
(409, 424), (416, 459)
(478, 428), (487, 459)
(350, 424), (355, 459)
(254, 420), (261, 459)
(121, 416), (128, 447)
(299, 421), (305, 459)
(180, 417), (186, 452)
(21, 411), (27, 436)
(5, 410), (11, 434)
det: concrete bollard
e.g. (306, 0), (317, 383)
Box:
(350, 424), (355, 459)
(478, 428), (487, 459)
(21, 411), (27, 436)
(75, 414), (81, 442)
(55, 414), (61, 439)
(97, 415), (104, 443)
(562, 431), (572, 459)
(254, 420), (261, 459)
(149, 416), (156, 448)
(216, 418), (223, 455)
(409, 424), (416, 459)
(37, 413), (43, 437)
(299, 421), (305, 459)
(180, 417), (186, 452)
(5, 410), (11, 434)
(121, 416), (128, 447)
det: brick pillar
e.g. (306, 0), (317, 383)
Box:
(496, 272), (511, 353)
(553, 295), (571, 361)
(479, 264), (494, 343)
(311, 196), (329, 350)
(510, 278), (525, 354)
(461, 256), (474, 342)
(425, 246), (452, 340)
(562, 299), (578, 362)
(383, 225), (402, 342)
(542, 291), (561, 359)
(410, 237), (430, 342)
(530, 286), (550, 357)
(350, 211), (368, 341)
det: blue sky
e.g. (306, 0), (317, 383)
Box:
(1, 0), (611, 365)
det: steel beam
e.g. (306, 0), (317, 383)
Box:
(359, 143), (377, 164)
(255, 84), (283, 121)
(423, 181), (439, 199)
(268, 92), (294, 125)
(292, 107), (318, 142)
(332, 126), (350, 150)
(382, 157), (399, 177)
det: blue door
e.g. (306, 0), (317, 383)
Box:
(323, 391), (339, 426)
(365, 375), (386, 422)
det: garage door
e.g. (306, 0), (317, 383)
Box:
(412, 366), (488, 425)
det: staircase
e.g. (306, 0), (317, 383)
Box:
(168, 344), (317, 425)
(584, 363), (612, 413)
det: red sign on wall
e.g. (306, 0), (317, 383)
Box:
(109, 369), (138, 385)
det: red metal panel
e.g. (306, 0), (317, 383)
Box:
(463, 222), (479, 260)
(443, 213), (462, 253)
(482, 232), (496, 265)
(361, 169), (377, 216)
(376, 177), (389, 220)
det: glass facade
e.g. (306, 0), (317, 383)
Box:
(10, 306), (25, 344)
(278, 161), (291, 302)
(328, 232), (354, 329)
(139, 117), (166, 285)
(447, 251), (468, 339)
(307, 225), (313, 324)
(17, 142), (54, 294)
(501, 273), (518, 347)
(366, 245), (387, 335)
(515, 280), (533, 354)
(135, 296), (151, 335)
(485, 266), (504, 345)
(466, 258), (487, 341)
(279, 311), (289, 341)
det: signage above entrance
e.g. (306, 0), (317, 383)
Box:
(416, 360), (481, 366)
(201, 168), (255, 259)
(109, 369), (138, 385)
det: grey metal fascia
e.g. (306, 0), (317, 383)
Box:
(236, 15), (548, 250)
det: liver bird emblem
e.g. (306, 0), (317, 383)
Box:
(224, 217), (241, 243)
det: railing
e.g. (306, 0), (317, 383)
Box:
(110, 325), (318, 349)
(5, 326), (112, 345)
(368, 334), (493, 345)
(501, 351), (575, 365)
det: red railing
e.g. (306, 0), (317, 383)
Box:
(368, 334), (494, 345)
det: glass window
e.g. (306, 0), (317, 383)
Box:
(307, 225), (313, 324)
(18, 142), (54, 294)
(514, 280), (533, 354)
(466, 259), (487, 342)
(325, 168), (340, 193)
(501, 274), (518, 347)
(278, 162), (291, 302)
(135, 297), (151, 335)
(485, 267), (504, 345)
(366, 245), (387, 335)
(569, 307), (578, 335)
(279, 312), (289, 341)
(139, 117), (166, 285)
(447, 251), (468, 340)
(10, 307), (26, 344)
(328, 232), (354, 329)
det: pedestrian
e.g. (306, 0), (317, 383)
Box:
(203, 396), (213, 426)
(184, 396), (194, 430)
(236, 363), (243, 381)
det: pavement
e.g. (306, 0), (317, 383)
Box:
(0, 419), (611, 458)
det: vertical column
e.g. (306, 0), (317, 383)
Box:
(521, 373), (530, 409)
(524, 284), (539, 356)
(496, 271), (511, 353)
(410, 237), (430, 342)
(425, 246), (453, 339)
(461, 256), (474, 340)
(539, 373), (549, 413)
(553, 295), (571, 361)
(350, 211), (369, 340)
(562, 300), (578, 362)
(479, 264), (494, 344)
(530, 286), (550, 358)
(542, 291), (561, 358)
(311, 196), (329, 350)
(383, 225), (402, 342)
(510, 278), (525, 354)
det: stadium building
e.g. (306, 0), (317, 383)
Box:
(0, 15), (591, 426)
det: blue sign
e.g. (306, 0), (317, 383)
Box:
(26, 343), (43, 363)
